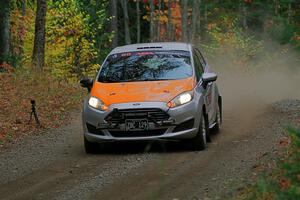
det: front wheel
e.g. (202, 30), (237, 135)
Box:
(186, 112), (209, 151)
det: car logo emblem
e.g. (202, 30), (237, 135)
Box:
(132, 103), (140, 106)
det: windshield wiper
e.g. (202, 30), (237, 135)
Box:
(100, 78), (173, 83)
(139, 78), (172, 81)
(101, 79), (120, 83)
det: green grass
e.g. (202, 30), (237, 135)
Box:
(235, 127), (300, 200)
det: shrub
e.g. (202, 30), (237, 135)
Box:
(201, 16), (263, 70)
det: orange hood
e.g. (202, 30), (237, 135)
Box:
(90, 77), (196, 106)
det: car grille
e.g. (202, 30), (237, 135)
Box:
(105, 108), (170, 124)
(109, 129), (167, 137)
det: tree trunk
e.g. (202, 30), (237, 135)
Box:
(157, 0), (161, 41)
(181, 0), (188, 42)
(121, 0), (131, 44)
(204, 3), (207, 24)
(0, 0), (10, 64)
(167, 0), (172, 41)
(191, 0), (201, 42)
(136, 0), (141, 43)
(274, 0), (279, 16)
(32, 0), (47, 70)
(149, 0), (154, 42)
(287, 1), (292, 23)
(109, 0), (118, 48)
(22, 0), (26, 16)
(19, 0), (26, 57)
(242, 1), (247, 30)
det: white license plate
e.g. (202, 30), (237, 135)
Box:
(125, 119), (148, 131)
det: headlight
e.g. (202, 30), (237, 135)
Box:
(88, 97), (108, 111)
(167, 91), (194, 108)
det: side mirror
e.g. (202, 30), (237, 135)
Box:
(202, 73), (217, 89)
(202, 72), (217, 83)
(80, 78), (94, 92)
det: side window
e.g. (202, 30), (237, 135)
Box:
(192, 50), (204, 82)
(195, 49), (206, 72)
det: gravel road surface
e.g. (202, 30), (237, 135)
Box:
(0, 98), (299, 200)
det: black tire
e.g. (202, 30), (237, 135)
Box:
(212, 97), (222, 133)
(187, 112), (209, 151)
(84, 136), (99, 154)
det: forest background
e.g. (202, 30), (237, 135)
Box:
(0, 1), (299, 198)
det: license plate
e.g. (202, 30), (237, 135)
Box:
(125, 119), (148, 131)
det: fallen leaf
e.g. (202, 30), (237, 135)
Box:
(279, 178), (291, 190)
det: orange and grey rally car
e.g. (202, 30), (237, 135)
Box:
(80, 42), (222, 153)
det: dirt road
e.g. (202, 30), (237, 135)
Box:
(0, 97), (299, 200)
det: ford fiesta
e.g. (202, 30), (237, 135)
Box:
(80, 42), (222, 153)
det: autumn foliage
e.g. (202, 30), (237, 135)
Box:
(0, 69), (83, 146)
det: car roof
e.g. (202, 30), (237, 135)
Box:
(109, 42), (192, 55)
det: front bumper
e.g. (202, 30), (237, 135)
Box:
(82, 101), (201, 142)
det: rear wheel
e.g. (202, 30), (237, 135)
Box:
(187, 112), (209, 151)
(84, 136), (99, 154)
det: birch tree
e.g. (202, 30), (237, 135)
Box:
(121, 0), (131, 44)
(181, 0), (188, 42)
(157, 0), (161, 41)
(167, 0), (172, 41)
(191, 0), (201, 42)
(136, 0), (141, 43)
(149, 0), (154, 42)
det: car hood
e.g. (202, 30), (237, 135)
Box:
(90, 77), (196, 106)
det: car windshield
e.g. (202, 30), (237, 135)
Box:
(98, 51), (193, 83)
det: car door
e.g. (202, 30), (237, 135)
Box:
(194, 48), (215, 124)
(192, 49), (209, 118)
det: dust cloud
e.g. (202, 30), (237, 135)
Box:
(207, 42), (300, 126)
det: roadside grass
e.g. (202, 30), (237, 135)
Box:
(235, 127), (300, 200)
(0, 68), (84, 147)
